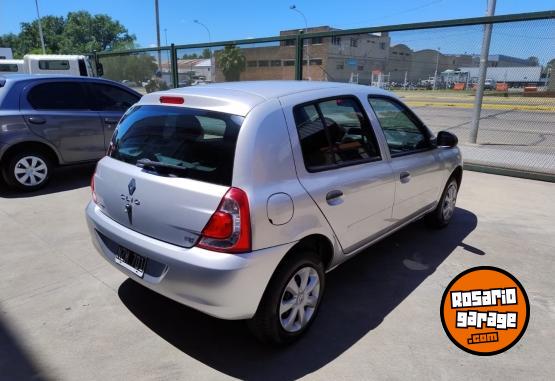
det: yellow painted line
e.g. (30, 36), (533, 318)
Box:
(404, 101), (555, 112)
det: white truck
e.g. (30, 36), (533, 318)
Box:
(0, 47), (14, 59)
(0, 54), (101, 77)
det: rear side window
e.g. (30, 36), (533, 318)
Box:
(0, 64), (19, 72)
(28, 82), (87, 110)
(109, 105), (244, 186)
(86, 83), (139, 111)
(38, 60), (70, 70)
(293, 96), (381, 171)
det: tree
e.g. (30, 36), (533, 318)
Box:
(201, 48), (211, 59)
(101, 51), (158, 84)
(0, 11), (134, 58)
(527, 56), (540, 66)
(216, 45), (245, 81)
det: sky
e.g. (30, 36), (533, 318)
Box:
(1, 0), (554, 62)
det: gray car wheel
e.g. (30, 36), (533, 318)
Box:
(3, 151), (52, 191)
(426, 177), (458, 228)
(248, 250), (325, 344)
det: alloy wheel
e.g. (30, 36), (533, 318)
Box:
(442, 182), (458, 221)
(279, 266), (321, 333)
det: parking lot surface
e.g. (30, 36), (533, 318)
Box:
(1, 167), (554, 380)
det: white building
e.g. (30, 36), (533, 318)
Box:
(458, 66), (542, 85)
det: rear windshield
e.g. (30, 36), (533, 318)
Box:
(109, 105), (244, 186)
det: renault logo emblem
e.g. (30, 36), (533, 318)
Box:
(128, 178), (136, 195)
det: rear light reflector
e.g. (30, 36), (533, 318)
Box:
(197, 187), (251, 253)
(91, 170), (97, 204)
(159, 96), (184, 104)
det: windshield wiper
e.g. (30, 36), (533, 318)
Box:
(136, 158), (189, 177)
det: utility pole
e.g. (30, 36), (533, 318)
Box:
(469, 0), (496, 143)
(433, 47), (440, 90)
(34, 0), (46, 54)
(155, 0), (162, 71)
(194, 20), (213, 82)
(290, 5), (310, 80)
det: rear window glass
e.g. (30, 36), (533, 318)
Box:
(38, 60), (70, 70)
(109, 105), (244, 186)
(0, 64), (19, 72)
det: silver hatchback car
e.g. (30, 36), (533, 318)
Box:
(86, 81), (462, 344)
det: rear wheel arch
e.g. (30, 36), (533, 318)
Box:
(253, 234), (334, 317)
(451, 165), (463, 187)
(1, 141), (60, 166)
(287, 234), (335, 271)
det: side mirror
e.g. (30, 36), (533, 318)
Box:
(436, 131), (458, 148)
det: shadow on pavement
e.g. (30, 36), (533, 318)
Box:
(118, 207), (479, 381)
(0, 163), (95, 199)
(0, 316), (46, 381)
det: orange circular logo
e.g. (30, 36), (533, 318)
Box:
(440, 266), (529, 356)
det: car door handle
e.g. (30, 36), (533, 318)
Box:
(326, 190), (344, 204)
(400, 171), (411, 183)
(104, 118), (119, 125)
(28, 116), (46, 125)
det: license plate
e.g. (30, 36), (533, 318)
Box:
(115, 246), (147, 278)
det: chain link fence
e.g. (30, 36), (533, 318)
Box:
(94, 11), (555, 181)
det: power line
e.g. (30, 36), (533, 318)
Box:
(331, 0), (445, 29)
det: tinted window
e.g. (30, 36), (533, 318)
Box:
(109, 105), (244, 186)
(368, 97), (431, 156)
(0, 64), (19, 72)
(28, 82), (87, 110)
(38, 60), (70, 70)
(78, 59), (87, 76)
(86, 83), (139, 111)
(293, 97), (381, 170)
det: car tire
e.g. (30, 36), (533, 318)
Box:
(426, 177), (458, 228)
(248, 250), (325, 345)
(2, 151), (52, 192)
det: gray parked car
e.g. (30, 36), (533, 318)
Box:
(0, 75), (141, 191)
(86, 81), (462, 344)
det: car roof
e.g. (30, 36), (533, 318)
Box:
(141, 80), (393, 116)
(0, 74), (87, 81)
(24, 54), (87, 60)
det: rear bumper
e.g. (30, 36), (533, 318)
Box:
(86, 201), (293, 320)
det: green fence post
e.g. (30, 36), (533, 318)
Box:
(170, 44), (178, 88)
(295, 31), (304, 80)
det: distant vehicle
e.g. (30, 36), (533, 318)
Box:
(23, 54), (98, 77)
(0, 48), (13, 59)
(484, 78), (496, 90)
(0, 59), (24, 74)
(86, 81), (462, 344)
(0, 54), (102, 77)
(0, 75), (141, 191)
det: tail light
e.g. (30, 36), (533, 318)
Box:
(197, 187), (251, 253)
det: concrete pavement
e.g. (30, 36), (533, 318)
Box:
(0, 167), (554, 380)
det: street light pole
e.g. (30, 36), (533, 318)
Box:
(290, 5), (310, 80)
(34, 0), (46, 54)
(194, 20), (213, 82)
(433, 47), (440, 91)
(164, 28), (168, 46)
(154, 0), (162, 71)
(469, 0), (497, 144)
